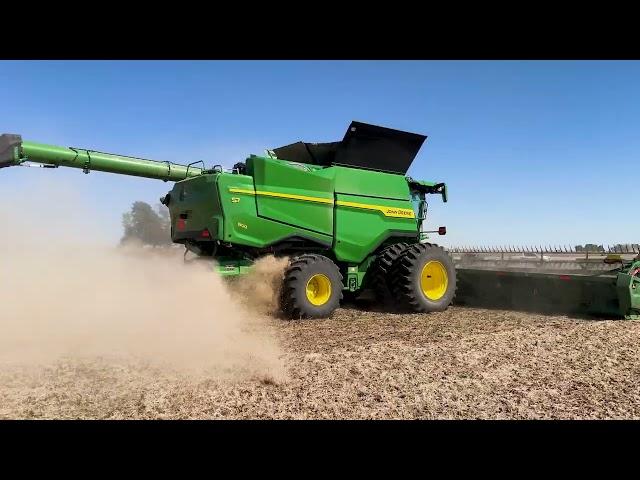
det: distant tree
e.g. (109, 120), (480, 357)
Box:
(121, 201), (171, 246)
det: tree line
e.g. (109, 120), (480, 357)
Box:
(575, 244), (639, 252)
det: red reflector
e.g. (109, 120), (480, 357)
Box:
(177, 219), (186, 231)
(559, 275), (571, 281)
(438, 226), (447, 235)
(201, 229), (210, 238)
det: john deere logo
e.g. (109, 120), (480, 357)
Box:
(384, 208), (413, 217)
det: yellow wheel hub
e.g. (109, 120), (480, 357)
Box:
(306, 274), (332, 306)
(420, 261), (448, 301)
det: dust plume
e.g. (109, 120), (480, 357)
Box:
(0, 179), (286, 382)
(228, 255), (290, 315)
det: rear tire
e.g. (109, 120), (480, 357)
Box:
(369, 242), (410, 304)
(279, 254), (343, 319)
(390, 243), (457, 313)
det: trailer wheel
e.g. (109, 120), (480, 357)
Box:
(391, 243), (457, 313)
(279, 254), (343, 319)
(369, 242), (410, 303)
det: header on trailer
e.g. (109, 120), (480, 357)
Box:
(272, 121), (427, 175)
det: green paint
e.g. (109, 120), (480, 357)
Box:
(618, 259), (640, 319)
(20, 141), (203, 181)
(216, 258), (254, 277)
(249, 155), (336, 235)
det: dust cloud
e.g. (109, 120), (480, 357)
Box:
(228, 256), (290, 315)
(0, 179), (286, 382)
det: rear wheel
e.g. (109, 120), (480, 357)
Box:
(369, 242), (410, 303)
(391, 243), (457, 313)
(279, 254), (343, 319)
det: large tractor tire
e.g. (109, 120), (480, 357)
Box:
(369, 242), (410, 303)
(390, 243), (457, 313)
(279, 254), (343, 319)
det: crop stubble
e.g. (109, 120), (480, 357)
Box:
(2, 305), (639, 419)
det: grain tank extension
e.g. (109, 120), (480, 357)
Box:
(0, 122), (454, 319)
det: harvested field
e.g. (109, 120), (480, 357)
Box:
(2, 305), (639, 419)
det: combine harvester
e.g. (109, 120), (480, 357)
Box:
(0, 122), (454, 319)
(1, 122), (638, 320)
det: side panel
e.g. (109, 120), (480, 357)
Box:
(169, 162), (421, 261)
(168, 174), (223, 240)
(333, 166), (412, 200)
(217, 174), (332, 248)
(334, 193), (417, 263)
(249, 156), (335, 235)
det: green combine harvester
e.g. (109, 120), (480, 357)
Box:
(0, 122), (454, 319)
(1, 122), (638, 320)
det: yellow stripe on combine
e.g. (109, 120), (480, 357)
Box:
(335, 200), (415, 219)
(228, 188), (257, 196)
(256, 190), (333, 204)
(228, 188), (333, 205)
(228, 188), (415, 218)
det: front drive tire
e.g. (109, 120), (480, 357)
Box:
(391, 243), (457, 313)
(279, 254), (343, 319)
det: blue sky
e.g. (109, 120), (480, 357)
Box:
(0, 60), (638, 247)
